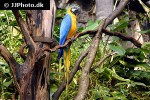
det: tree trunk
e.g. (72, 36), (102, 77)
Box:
(0, 0), (56, 100)
(95, 0), (114, 42)
(95, 0), (114, 19)
(20, 6), (56, 99)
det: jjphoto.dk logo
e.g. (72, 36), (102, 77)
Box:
(4, 3), (9, 8)
(1, 0), (50, 10)
(4, 2), (44, 8)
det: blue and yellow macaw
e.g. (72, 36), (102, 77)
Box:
(58, 5), (80, 87)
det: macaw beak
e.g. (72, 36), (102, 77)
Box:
(72, 7), (81, 15)
(75, 8), (81, 15)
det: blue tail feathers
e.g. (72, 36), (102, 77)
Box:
(57, 49), (63, 61)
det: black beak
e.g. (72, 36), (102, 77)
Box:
(74, 8), (81, 15)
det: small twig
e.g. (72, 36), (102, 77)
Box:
(90, 52), (117, 72)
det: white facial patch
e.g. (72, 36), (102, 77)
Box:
(71, 8), (76, 12)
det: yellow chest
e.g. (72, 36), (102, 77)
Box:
(67, 14), (77, 39)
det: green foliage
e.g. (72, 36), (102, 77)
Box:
(109, 44), (126, 56)
(81, 19), (102, 32)
(51, 9), (150, 99)
(0, 10), (23, 99)
(0, 5), (150, 100)
(110, 17), (129, 32)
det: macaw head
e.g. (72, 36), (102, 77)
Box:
(68, 5), (81, 15)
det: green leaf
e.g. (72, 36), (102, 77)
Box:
(115, 81), (146, 87)
(82, 19), (102, 32)
(3, 80), (12, 87)
(110, 91), (128, 100)
(109, 44), (126, 56)
(115, 82), (130, 86)
(56, 9), (66, 18)
(110, 17), (129, 32)
(138, 29), (150, 34)
(95, 67), (104, 73)
(112, 68), (130, 82)
(103, 96), (114, 100)
(119, 60), (128, 66)
(141, 42), (150, 53)
(130, 82), (146, 87)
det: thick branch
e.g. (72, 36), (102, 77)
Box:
(74, 20), (105, 100)
(0, 45), (20, 91)
(102, 29), (142, 47)
(41, 28), (141, 56)
(12, 10), (35, 49)
(52, 48), (89, 100)
(104, 0), (130, 28)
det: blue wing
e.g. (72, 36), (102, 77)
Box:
(58, 14), (72, 60)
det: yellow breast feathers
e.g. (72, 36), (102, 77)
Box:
(67, 7), (77, 39)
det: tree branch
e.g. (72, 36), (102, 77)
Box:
(90, 52), (117, 72)
(41, 28), (141, 56)
(104, 0), (130, 28)
(102, 29), (142, 48)
(52, 48), (89, 100)
(18, 42), (26, 60)
(52, 51), (116, 100)
(52, 1), (132, 99)
(12, 10), (35, 50)
(74, 20), (106, 100)
(0, 45), (20, 91)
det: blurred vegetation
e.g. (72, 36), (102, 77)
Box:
(0, 8), (150, 100)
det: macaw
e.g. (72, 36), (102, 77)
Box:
(58, 5), (80, 87)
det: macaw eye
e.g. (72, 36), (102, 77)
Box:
(71, 7), (81, 15)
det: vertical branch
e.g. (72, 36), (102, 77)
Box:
(74, 20), (105, 100)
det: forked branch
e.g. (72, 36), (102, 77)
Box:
(12, 10), (35, 50)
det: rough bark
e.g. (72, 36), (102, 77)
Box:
(74, 20), (106, 100)
(0, 0), (56, 100)
(74, 0), (130, 99)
